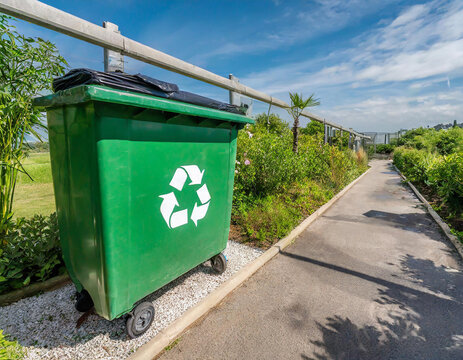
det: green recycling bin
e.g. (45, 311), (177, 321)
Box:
(35, 84), (253, 337)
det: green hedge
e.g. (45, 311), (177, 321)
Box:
(393, 127), (463, 217)
(232, 114), (368, 245)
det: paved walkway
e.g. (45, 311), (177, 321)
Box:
(161, 160), (463, 360)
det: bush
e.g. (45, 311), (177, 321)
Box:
(394, 127), (463, 219)
(233, 113), (368, 246)
(375, 144), (394, 154)
(427, 152), (463, 214)
(433, 128), (463, 155)
(0, 330), (24, 360)
(249, 113), (290, 135)
(301, 120), (324, 136)
(234, 128), (296, 199)
(0, 213), (64, 294)
(235, 180), (332, 246)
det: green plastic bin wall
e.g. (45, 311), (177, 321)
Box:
(35, 85), (253, 320)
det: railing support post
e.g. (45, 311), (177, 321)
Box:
(103, 21), (124, 72)
(324, 120), (328, 144)
(228, 74), (240, 106)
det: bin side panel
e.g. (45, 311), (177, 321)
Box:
(48, 104), (109, 317)
(96, 109), (234, 319)
(223, 127), (238, 246)
(47, 107), (80, 288)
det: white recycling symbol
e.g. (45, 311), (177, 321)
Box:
(159, 165), (211, 229)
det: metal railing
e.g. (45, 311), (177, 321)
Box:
(0, 0), (369, 139)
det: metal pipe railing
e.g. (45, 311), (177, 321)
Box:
(0, 0), (369, 139)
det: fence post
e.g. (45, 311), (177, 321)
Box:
(340, 129), (343, 150)
(103, 21), (124, 72)
(228, 74), (240, 106)
(324, 120), (328, 144)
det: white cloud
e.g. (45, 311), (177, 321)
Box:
(357, 39), (463, 82)
(321, 91), (463, 131)
(243, 0), (463, 94)
(237, 0), (463, 131)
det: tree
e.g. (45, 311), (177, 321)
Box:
(287, 92), (320, 153)
(0, 15), (67, 234)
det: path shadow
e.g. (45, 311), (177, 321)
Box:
(294, 253), (463, 360)
(324, 209), (443, 243)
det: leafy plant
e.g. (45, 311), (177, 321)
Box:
(287, 93), (320, 153)
(0, 330), (24, 360)
(301, 120), (324, 136)
(394, 127), (463, 220)
(0, 213), (64, 294)
(233, 113), (368, 246)
(250, 113), (290, 136)
(375, 144), (394, 154)
(0, 15), (67, 235)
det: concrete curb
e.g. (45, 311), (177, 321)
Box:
(129, 168), (371, 360)
(393, 164), (463, 259)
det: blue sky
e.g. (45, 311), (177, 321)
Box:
(10, 0), (463, 132)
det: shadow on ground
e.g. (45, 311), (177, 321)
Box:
(323, 209), (442, 242)
(287, 253), (463, 360)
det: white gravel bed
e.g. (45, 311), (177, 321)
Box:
(0, 241), (263, 360)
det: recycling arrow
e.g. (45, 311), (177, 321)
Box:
(159, 165), (211, 229)
(191, 202), (209, 226)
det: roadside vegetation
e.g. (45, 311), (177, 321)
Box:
(393, 127), (463, 243)
(231, 113), (368, 247)
(0, 329), (24, 360)
(0, 14), (66, 299)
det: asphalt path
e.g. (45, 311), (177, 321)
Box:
(160, 160), (463, 360)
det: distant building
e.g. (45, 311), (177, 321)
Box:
(433, 121), (462, 130)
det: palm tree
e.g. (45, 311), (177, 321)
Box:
(288, 92), (320, 153)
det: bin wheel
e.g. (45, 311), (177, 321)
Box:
(211, 253), (227, 274)
(126, 302), (155, 338)
(75, 289), (94, 312)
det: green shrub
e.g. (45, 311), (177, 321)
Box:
(432, 128), (463, 155)
(375, 144), (394, 154)
(427, 152), (463, 214)
(0, 213), (64, 294)
(394, 130), (463, 218)
(393, 147), (434, 184)
(249, 113), (290, 136)
(0, 330), (24, 360)
(235, 180), (333, 246)
(235, 128), (297, 198)
(233, 114), (368, 246)
(301, 120), (324, 136)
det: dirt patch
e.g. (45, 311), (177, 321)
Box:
(228, 223), (272, 250)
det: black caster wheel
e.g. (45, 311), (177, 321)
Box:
(75, 289), (94, 312)
(126, 302), (155, 339)
(211, 253), (227, 274)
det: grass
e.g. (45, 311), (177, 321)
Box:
(13, 152), (55, 219)
(231, 179), (337, 248)
(164, 338), (181, 352)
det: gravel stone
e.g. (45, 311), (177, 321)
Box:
(0, 241), (263, 359)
